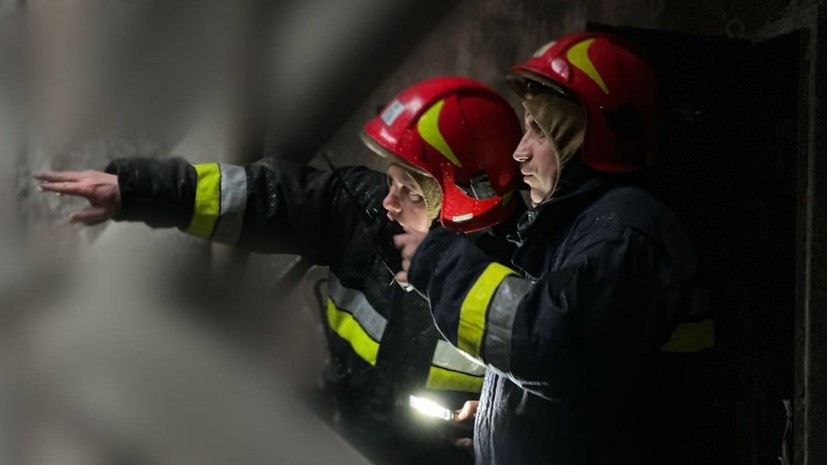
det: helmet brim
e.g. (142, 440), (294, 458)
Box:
(359, 130), (431, 176)
(506, 68), (576, 101)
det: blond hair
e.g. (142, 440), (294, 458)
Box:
(391, 163), (442, 223)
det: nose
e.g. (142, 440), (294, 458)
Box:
(513, 132), (533, 163)
(382, 186), (402, 214)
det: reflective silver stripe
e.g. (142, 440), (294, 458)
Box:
(431, 340), (486, 376)
(483, 275), (532, 372)
(327, 273), (386, 342)
(212, 163), (248, 244)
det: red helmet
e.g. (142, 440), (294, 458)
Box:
(361, 77), (522, 233)
(507, 32), (663, 172)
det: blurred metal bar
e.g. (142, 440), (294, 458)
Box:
(265, 0), (460, 162)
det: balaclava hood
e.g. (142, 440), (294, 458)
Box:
(522, 93), (587, 202)
(405, 168), (442, 224)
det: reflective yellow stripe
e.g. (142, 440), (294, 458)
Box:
(417, 99), (463, 168)
(661, 318), (715, 353)
(426, 366), (484, 393)
(326, 299), (380, 365)
(458, 263), (516, 358)
(186, 163), (221, 238)
(567, 39), (610, 95)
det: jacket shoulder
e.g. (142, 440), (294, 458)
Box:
(336, 166), (387, 207)
(580, 187), (683, 236)
(572, 186), (697, 268)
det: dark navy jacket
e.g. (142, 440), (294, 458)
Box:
(409, 164), (712, 465)
(105, 157), (488, 465)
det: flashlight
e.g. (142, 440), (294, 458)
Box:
(409, 395), (455, 421)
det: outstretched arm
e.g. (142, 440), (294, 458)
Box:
(35, 158), (385, 265)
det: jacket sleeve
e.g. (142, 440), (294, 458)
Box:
(105, 157), (378, 265)
(408, 224), (691, 400)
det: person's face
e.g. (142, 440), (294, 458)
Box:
(382, 164), (430, 233)
(513, 109), (558, 206)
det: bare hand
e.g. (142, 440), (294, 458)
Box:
(454, 400), (479, 422)
(452, 400), (479, 457)
(392, 229), (427, 286)
(454, 437), (474, 456)
(34, 170), (121, 224)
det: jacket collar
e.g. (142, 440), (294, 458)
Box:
(517, 161), (610, 237)
(511, 160), (633, 277)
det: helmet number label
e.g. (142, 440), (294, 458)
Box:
(381, 99), (406, 126)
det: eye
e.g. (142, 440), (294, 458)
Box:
(401, 186), (424, 203)
(530, 121), (545, 138)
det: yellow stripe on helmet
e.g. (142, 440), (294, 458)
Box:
(567, 39), (610, 95)
(417, 99), (463, 168)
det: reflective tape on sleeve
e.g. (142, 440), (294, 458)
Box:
(186, 163), (222, 238)
(426, 340), (486, 392)
(326, 299), (382, 365)
(483, 275), (532, 372)
(211, 163), (247, 244)
(457, 263), (516, 358)
(661, 318), (715, 353)
(326, 273), (388, 365)
(425, 366), (484, 393)
(431, 340), (486, 374)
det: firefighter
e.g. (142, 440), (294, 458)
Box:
(35, 77), (523, 465)
(396, 33), (714, 464)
